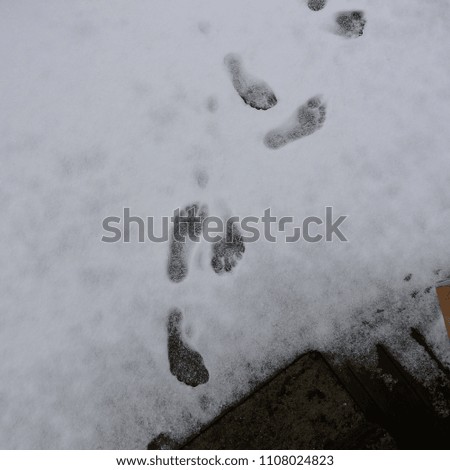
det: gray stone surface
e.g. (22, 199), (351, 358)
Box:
(182, 352), (394, 449)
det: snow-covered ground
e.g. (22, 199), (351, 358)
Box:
(1, 0), (450, 449)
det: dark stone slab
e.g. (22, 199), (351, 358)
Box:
(182, 352), (394, 450)
(331, 337), (450, 450)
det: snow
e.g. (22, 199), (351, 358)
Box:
(1, 0), (450, 449)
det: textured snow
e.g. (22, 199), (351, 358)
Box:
(1, 0), (450, 448)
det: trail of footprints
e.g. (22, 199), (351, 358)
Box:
(165, 4), (366, 387)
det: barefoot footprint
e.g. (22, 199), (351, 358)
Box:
(211, 220), (245, 274)
(167, 308), (209, 387)
(167, 203), (207, 283)
(264, 96), (327, 149)
(335, 11), (366, 38)
(307, 0), (327, 11)
(224, 53), (277, 111)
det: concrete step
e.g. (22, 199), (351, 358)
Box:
(148, 328), (450, 450)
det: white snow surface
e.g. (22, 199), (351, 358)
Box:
(1, 0), (450, 448)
